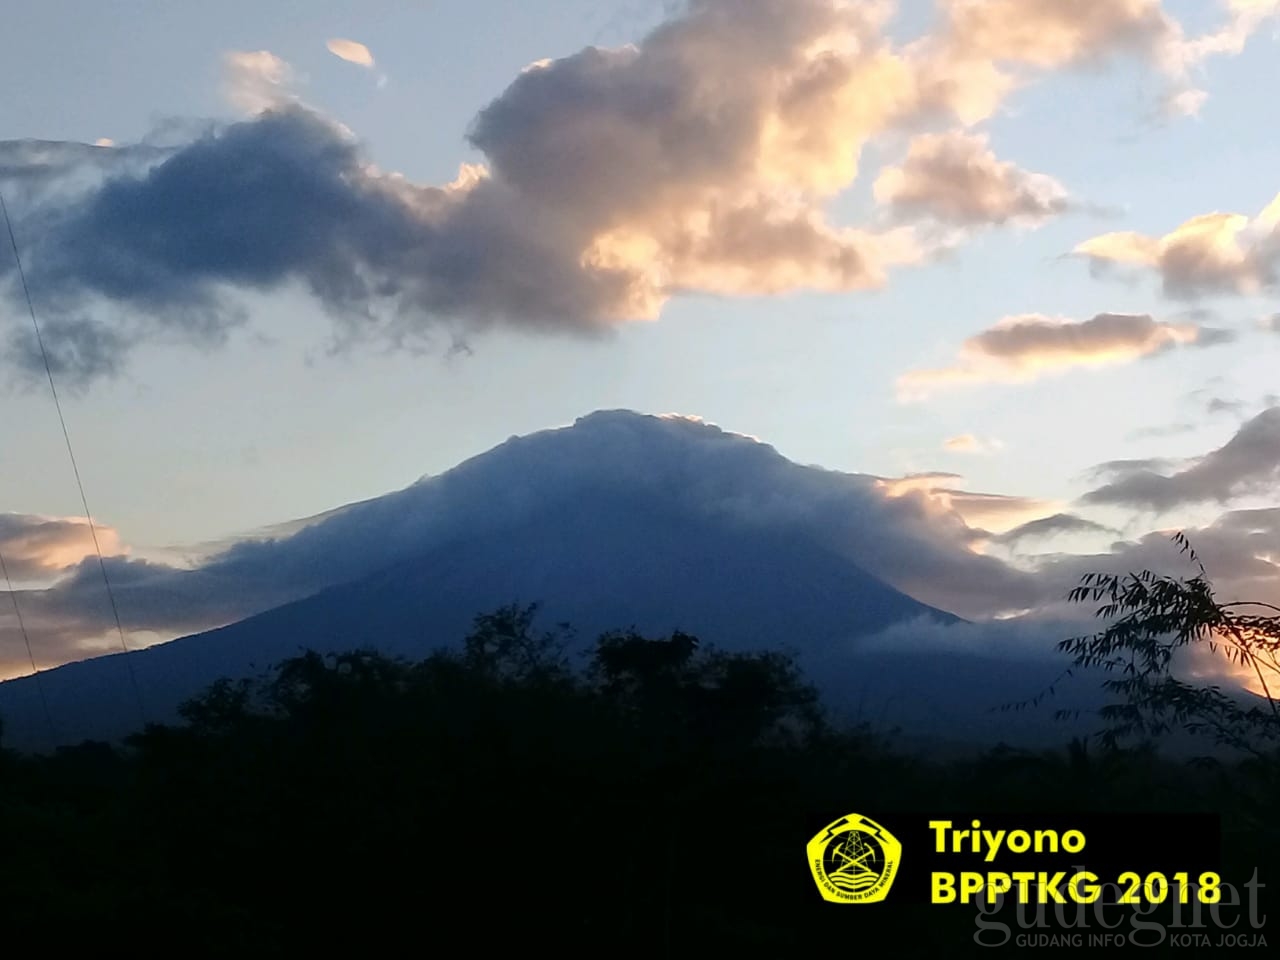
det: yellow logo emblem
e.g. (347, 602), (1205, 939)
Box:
(807, 813), (901, 903)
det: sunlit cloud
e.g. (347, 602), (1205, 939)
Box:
(1075, 191), (1280, 298)
(899, 313), (1233, 400)
(326, 38), (376, 68)
(0, 0), (1273, 386)
(937, 0), (1175, 69)
(875, 472), (1057, 535)
(222, 49), (297, 115)
(875, 130), (1069, 226)
(0, 514), (126, 582)
(943, 433), (1003, 454)
(930, 0), (1279, 115)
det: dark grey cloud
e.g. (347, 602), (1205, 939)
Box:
(1207, 396), (1245, 417)
(1032, 507), (1280, 612)
(1082, 407), (1280, 512)
(1126, 421), (1196, 440)
(4, 316), (135, 387)
(992, 513), (1115, 545)
(0, 139), (172, 188)
(0, 140), (114, 184)
(1084, 456), (1185, 481)
(3, 105), (645, 376)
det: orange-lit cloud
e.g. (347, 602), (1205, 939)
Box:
(326, 38), (376, 68)
(223, 50), (297, 115)
(7, 1), (1276, 385)
(1075, 192), (1280, 298)
(899, 312), (1233, 400)
(875, 130), (1068, 225)
(944, 433), (1002, 454)
(0, 514), (125, 581)
(876, 472), (1057, 535)
(937, 0), (1174, 70)
(931, 0), (1278, 115)
(1183, 628), (1280, 699)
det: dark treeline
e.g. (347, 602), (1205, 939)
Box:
(0, 602), (1276, 956)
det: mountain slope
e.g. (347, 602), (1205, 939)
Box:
(0, 486), (962, 749)
(3, 410), (1106, 753)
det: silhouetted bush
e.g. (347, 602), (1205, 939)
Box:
(0, 602), (1275, 955)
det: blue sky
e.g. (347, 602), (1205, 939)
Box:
(2, 0), (1279, 675)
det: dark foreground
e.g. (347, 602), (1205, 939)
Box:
(0, 606), (1275, 956)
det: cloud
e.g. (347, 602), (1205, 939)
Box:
(6, 411), (1053, 674)
(1127, 421), (1197, 440)
(932, 0), (1279, 114)
(873, 472), (1056, 535)
(1, 1), (1270, 385)
(874, 130), (1069, 226)
(1207, 396), (1246, 417)
(326, 38), (376, 68)
(0, 514), (125, 582)
(15, 409), (1280, 691)
(0, 0), (1210, 388)
(898, 312), (1233, 399)
(1085, 455), (1185, 481)
(1081, 407), (1280, 511)
(1164, 0), (1280, 70)
(223, 50), (298, 114)
(937, 0), (1176, 69)
(991, 513), (1115, 546)
(943, 433), (1002, 454)
(1034, 506), (1280, 614)
(4, 316), (136, 387)
(5, 1), (978, 382)
(1074, 192), (1280, 298)
(0, 138), (172, 192)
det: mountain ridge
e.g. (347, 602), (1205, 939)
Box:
(0, 410), (1081, 752)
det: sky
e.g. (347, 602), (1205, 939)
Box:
(1, 0), (1279, 678)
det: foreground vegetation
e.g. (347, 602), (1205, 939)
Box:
(0, 589), (1276, 955)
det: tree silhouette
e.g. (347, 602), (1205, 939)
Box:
(0, 602), (1276, 953)
(1063, 533), (1280, 757)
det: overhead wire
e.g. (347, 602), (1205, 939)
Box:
(0, 546), (56, 742)
(0, 188), (147, 732)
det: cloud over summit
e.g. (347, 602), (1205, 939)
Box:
(4, 410), (1050, 674)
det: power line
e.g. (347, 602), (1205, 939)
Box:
(0, 546), (57, 743)
(0, 188), (147, 731)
